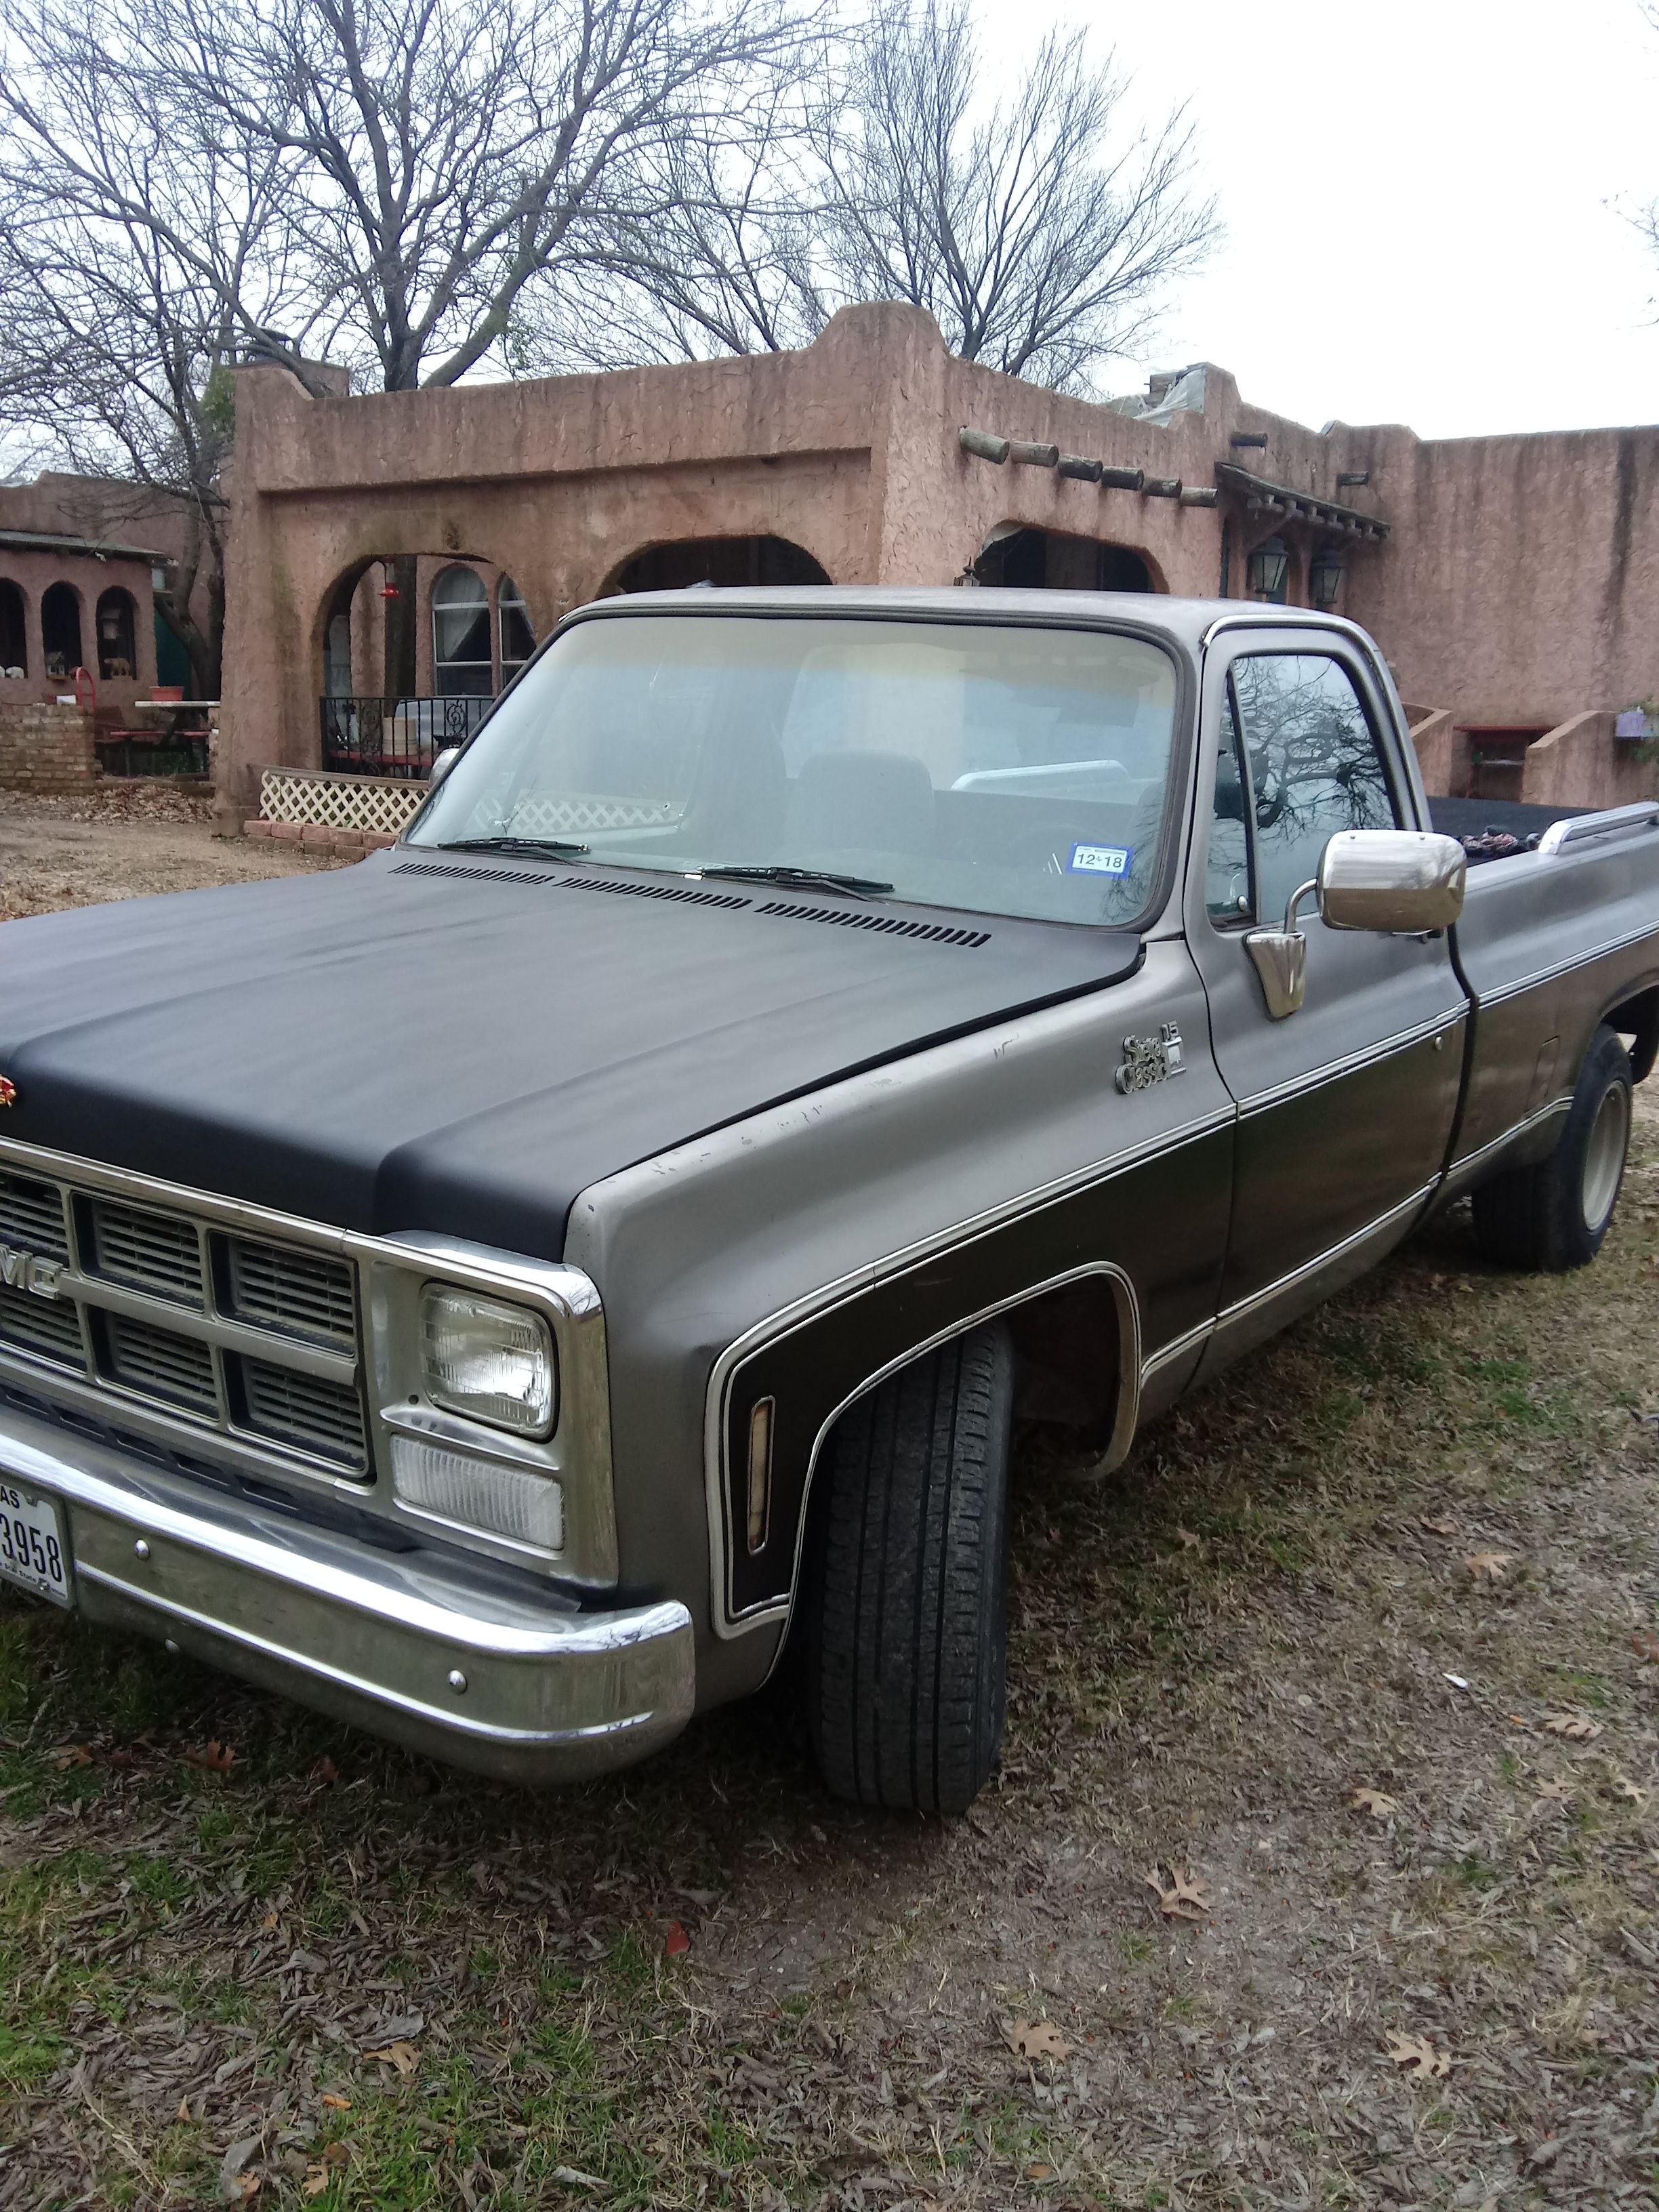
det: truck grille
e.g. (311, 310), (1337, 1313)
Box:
(238, 1357), (366, 1464)
(85, 1198), (205, 1305)
(0, 1166), (368, 1477)
(225, 1238), (355, 1345)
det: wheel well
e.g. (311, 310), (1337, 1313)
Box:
(1605, 985), (1658, 1084)
(1004, 1271), (1135, 1458)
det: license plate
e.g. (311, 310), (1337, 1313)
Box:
(0, 1481), (70, 1605)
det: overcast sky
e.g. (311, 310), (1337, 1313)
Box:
(975, 0), (1659, 440)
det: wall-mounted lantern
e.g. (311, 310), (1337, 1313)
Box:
(1309, 546), (1345, 608)
(1246, 535), (1290, 603)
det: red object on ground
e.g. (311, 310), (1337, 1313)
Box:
(663, 1921), (690, 1957)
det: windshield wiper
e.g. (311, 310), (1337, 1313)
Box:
(699, 865), (893, 897)
(432, 835), (590, 859)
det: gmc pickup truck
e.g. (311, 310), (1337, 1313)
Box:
(0, 590), (1654, 1812)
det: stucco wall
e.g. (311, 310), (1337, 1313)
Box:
(1340, 422), (1659, 729)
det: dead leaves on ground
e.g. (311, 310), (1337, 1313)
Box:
(1463, 1550), (1512, 1581)
(1145, 1864), (1210, 1921)
(182, 1739), (236, 1774)
(1349, 1785), (1400, 1818)
(1006, 2018), (1071, 2062)
(302, 2144), (350, 2198)
(1633, 1629), (1659, 1664)
(1542, 1713), (1603, 1741)
(362, 2040), (419, 2076)
(1385, 2030), (1453, 2080)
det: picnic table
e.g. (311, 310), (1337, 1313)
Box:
(97, 699), (218, 777)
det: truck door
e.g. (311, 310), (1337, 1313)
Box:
(1185, 630), (1467, 1364)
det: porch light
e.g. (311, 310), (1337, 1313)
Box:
(1309, 546), (1345, 608)
(1246, 539), (1289, 601)
(380, 583), (400, 598)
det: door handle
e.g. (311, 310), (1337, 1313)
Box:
(1244, 879), (1317, 1019)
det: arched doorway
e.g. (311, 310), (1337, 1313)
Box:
(431, 566), (493, 695)
(972, 528), (1157, 592)
(605, 535), (830, 594)
(41, 582), (83, 678)
(0, 581), (24, 674)
(96, 588), (138, 680)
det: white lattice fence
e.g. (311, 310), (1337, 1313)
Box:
(259, 766), (425, 836)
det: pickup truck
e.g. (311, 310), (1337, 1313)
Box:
(0, 590), (1654, 1812)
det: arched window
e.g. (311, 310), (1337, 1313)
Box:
(606, 535), (830, 594)
(498, 577), (534, 682)
(96, 588), (138, 680)
(972, 528), (1155, 592)
(0, 580), (24, 675)
(431, 567), (491, 697)
(41, 583), (83, 679)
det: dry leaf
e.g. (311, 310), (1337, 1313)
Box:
(1543, 1714), (1603, 1741)
(1534, 1778), (1573, 1802)
(301, 2173), (330, 2202)
(51, 1744), (92, 1769)
(310, 1757), (340, 1786)
(1349, 1786), (1399, 1818)
(260, 1912), (280, 1931)
(1025, 2160), (1055, 2181)
(1145, 1865), (1211, 1921)
(363, 2040), (419, 2076)
(1386, 2030), (1452, 2079)
(1174, 1528), (1201, 1551)
(1419, 1516), (1458, 1536)
(319, 2093), (350, 2112)
(235, 2177), (262, 2205)
(184, 1740), (235, 1773)
(662, 1919), (690, 1957)
(1633, 1631), (1659, 1664)
(1612, 1774), (1649, 1805)
(176, 2095), (190, 2123)
(1006, 2018), (1071, 2062)
(1464, 1551), (1511, 1581)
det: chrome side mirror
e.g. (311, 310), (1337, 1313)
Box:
(428, 745), (461, 787)
(1317, 829), (1466, 933)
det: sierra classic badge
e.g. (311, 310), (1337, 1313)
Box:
(0, 1078), (16, 1107)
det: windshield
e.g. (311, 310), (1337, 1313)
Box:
(409, 613), (1181, 927)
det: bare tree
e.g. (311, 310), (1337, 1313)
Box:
(556, 0), (1218, 393)
(0, 0), (820, 685)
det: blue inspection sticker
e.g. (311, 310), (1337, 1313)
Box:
(1067, 842), (1134, 878)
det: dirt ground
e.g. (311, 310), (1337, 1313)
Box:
(0, 785), (335, 920)
(0, 795), (1654, 2211)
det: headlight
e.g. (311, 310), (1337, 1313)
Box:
(419, 1286), (556, 1436)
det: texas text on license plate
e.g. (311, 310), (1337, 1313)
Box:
(0, 1481), (70, 1605)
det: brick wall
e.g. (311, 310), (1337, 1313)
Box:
(0, 702), (96, 792)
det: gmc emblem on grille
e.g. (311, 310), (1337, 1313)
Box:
(0, 1244), (62, 1300)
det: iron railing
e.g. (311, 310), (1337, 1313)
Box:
(319, 694), (492, 777)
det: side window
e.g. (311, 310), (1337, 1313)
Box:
(1205, 687), (1253, 926)
(1229, 653), (1398, 924)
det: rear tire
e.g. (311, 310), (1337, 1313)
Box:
(1471, 1024), (1633, 1271)
(800, 1323), (1014, 1814)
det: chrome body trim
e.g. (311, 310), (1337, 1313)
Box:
(745, 1261), (1143, 1662)
(1472, 918), (1659, 1008)
(0, 1136), (618, 1590)
(1439, 1094), (1572, 1195)
(1237, 1008), (1467, 1117)
(702, 1110), (1233, 1641)
(1536, 802), (1659, 857)
(1211, 1183), (1436, 1336)
(0, 1401), (691, 1782)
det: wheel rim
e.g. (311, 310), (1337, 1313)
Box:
(1581, 1079), (1631, 1234)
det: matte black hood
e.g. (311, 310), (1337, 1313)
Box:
(0, 855), (1139, 1258)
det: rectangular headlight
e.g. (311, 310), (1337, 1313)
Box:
(419, 1286), (556, 1436)
(390, 1434), (564, 1554)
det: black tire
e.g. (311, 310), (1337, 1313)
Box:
(1471, 1024), (1633, 1271)
(800, 1322), (1014, 1814)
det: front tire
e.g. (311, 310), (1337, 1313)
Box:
(800, 1323), (1014, 1814)
(1471, 1023), (1633, 1271)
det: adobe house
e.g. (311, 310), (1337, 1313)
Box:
(0, 480), (172, 708)
(220, 302), (1659, 825)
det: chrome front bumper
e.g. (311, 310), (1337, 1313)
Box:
(0, 1404), (694, 1782)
